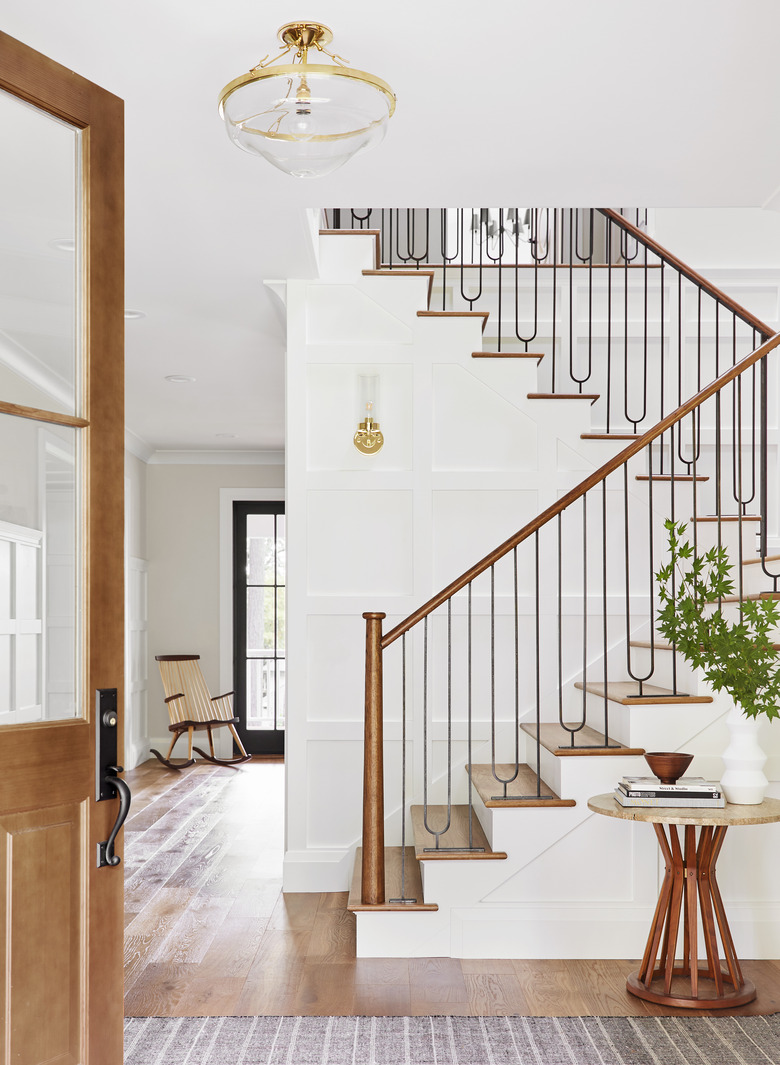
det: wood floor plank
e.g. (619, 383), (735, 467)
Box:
(294, 962), (358, 1015)
(266, 891), (320, 931)
(352, 983), (412, 1015)
(306, 896), (357, 962)
(409, 958), (469, 1005)
(123, 760), (780, 1019)
(123, 961), (199, 1016)
(235, 930), (310, 1015)
(465, 972), (530, 1015)
(511, 959), (592, 1015)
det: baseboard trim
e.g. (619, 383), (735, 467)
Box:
(283, 847), (354, 892)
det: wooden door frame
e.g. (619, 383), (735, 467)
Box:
(0, 32), (124, 1063)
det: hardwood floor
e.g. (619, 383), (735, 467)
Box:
(123, 760), (780, 1017)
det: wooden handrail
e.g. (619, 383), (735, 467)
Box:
(382, 330), (780, 649)
(600, 209), (774, 340)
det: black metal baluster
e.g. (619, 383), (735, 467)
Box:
(551, 210), (559, 391)
(601, 478), (610, 742)
(581, 492), (588, 729)
(623, 245), (630, 430)
(606, 220), (613, 433)
(659, 261), (666, 469)
(389, 634), (416, 903)
(534, 532), (543, 797)
(421, 606), (455, 851)
(514, 220), (540, 351)
(669, 423), (679, 693)
(467, 583), (474, 845)
(568, 209), (575, 390)
(490, 554), (521, 799)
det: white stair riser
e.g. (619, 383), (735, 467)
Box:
(359, 274), (432, 322)
(318, 232), (376, 279)
(625, 644), (701, 692)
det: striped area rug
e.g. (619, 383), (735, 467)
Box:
(124, 1014), (780, 1064)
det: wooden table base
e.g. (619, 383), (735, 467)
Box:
(627, 822), (756, 1009)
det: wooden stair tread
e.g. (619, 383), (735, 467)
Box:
(528, 393), (599, 403)
(319, 228), (380, 269)
(410, 805), (506, 859)
(362, 269), (434, 305)
(632, 636), (779, 651)
(581, 433), (641, 440)
(466, 763), (575, 808)
(521, 722), (643, 756)
(695, 515), (761, 522)
(347, 847), (437, 912)
(635, 474), (709, 482)
(712, 592), (780, 603)
(574, 680), (712, 704)
(472, 351), (544, 360)
(418, 310), (489, 333)
(744, 554), (780, 565)
(630, 639), (675, 651)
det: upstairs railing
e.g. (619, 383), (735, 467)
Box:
(323, 210), (780, 905)
(324, 208), (770, 440)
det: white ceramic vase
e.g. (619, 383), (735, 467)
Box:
(720, 704), (768, 805)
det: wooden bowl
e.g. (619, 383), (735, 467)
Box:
(644, 751), (694, 785)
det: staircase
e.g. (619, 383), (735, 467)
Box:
(285, 212), (780, 958)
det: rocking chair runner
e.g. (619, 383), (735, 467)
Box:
(151, 655), (251, 769)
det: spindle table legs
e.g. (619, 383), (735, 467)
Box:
(626, 823), (755, 1008)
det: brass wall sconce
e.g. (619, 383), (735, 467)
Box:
(354, 374), (383, 455)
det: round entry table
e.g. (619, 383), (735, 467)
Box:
(588, 793), (780, 1009)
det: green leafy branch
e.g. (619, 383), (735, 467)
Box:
(655, 519), (780, 721)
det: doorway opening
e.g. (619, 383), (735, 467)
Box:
(232, 501), (285, 756)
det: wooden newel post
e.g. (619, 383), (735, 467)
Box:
(361, 611), (386, 905)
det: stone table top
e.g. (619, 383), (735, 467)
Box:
(587, 792), (780, 827)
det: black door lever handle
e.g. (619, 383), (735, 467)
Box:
(98, 765), (131, 868)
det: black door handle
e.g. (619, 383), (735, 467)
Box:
(98, 765), (132, 868)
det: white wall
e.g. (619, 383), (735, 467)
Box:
(653, 208), (780, 270)
(125, 451), (147, 559)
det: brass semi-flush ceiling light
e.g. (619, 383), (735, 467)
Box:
(218, 21), (396, 179)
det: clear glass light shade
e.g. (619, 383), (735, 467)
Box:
(220, 68), (394, 178)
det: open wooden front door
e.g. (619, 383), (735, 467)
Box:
(0, 34), (125, 1065)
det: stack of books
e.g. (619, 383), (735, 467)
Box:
(615, 775), (725, 808)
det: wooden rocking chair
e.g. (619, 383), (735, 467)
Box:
(150, 654), (252, 769)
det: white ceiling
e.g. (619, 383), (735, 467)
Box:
(3, 0), (780, 459)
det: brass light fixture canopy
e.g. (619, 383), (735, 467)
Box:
(218, 20), (396, 178)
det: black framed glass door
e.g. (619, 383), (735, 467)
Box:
(233, 501), (285, 755)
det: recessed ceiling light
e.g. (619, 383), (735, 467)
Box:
(164, 374), (196, 384)
(49, 237), (75, 253)
(124, 309), (146, 320)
